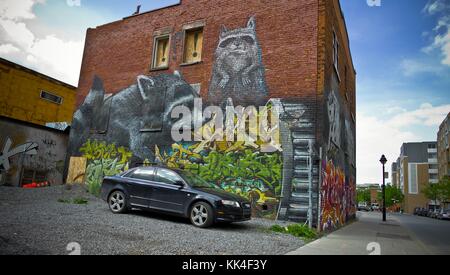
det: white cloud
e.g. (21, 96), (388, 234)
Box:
(0, 0), (83, 86)
(0, 0), (45, 21)
(400, 59), (443, 76)
(357, 103), (450, 185)
(422, 1), (450, 66)
(423, 0), (447, 15)
(0, 43), (20, 54)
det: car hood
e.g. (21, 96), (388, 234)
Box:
(196, 187), (249, 203)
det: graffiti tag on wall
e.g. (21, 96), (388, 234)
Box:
(320, 160), (356, 231)
(0, 137), (38, 171)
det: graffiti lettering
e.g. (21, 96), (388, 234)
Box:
(170, 99), (280, 152)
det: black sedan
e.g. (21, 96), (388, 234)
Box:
(101, 166), (252, 228)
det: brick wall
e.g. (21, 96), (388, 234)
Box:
(77, 0), (320, 106)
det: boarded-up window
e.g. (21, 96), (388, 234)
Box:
(152, 35), (170, 69)
(183, 28), (203, 64)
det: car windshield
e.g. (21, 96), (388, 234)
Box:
(178, 170), (220, 189)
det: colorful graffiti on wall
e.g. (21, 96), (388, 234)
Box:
(155, 141), (282, 219)
(320, 160), (356, 231)
(79, 140), (132, 195)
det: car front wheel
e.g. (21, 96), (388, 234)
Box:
(190, 202), (214, 228)
(108, 190), (127, 214)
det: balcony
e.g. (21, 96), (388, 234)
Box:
(427, 148), (437, 153)
(428, 169), (438, 174)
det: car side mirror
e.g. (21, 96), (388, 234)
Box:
(174, 180), (185, 188)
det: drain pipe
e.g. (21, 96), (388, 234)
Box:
(317, 147), (323, 232)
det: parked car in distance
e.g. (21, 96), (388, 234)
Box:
(429, 209), (440, 219)
(358, 202), (371, 211)
(437, 209), (450, 220)
(419, 208), (429, 216)
(371, 203), (380, 211)
(414, 207), (421, 215)
(101, 166), (252, 228)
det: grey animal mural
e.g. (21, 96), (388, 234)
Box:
(327, 90), (341, 151)
(69, 72), (200, 163)
(208, 16), (268, 106)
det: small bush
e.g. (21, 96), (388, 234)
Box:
(270, 223), (317, 241)
(270, 224), (287, 233)
(286, 224), (317, 240)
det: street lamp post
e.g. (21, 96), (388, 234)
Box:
(380, 155), (387, 222)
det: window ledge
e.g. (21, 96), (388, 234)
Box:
(180, 61), (203, 67)
(150, 66), (169, 72)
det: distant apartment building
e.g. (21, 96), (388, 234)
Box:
(437, 112), (450, 180)
(391, 161), (399, 188)
(392, 142), (439, 214)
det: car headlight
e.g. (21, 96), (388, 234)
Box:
(221, 200), (240, 208)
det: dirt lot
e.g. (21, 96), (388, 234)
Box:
(0, 185), (304, 255)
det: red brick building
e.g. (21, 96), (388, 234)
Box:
(71, 0), (356, 230)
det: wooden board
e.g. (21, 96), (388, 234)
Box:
(66, 157), (87, 184)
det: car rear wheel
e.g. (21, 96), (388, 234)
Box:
(190, 202), (214, 228)
(109, 191), (127, 214)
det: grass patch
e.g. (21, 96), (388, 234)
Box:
(270, 224), (318, 241)
(57, 198), (71, 204)
(58, 197), (89, 205)
(73, 197), (89, 205)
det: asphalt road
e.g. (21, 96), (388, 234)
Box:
(392, 213), (450, 255)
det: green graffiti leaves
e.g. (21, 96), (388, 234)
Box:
(80, 140), (132, 196)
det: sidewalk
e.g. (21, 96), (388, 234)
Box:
(286, 211), (431, 255)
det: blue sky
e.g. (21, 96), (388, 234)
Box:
(0, 0), (449, 184)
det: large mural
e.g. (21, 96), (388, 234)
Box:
(68, 16), (356, 228)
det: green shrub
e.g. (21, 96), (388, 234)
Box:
(270, 224), (287, 233)
(286, 224), (317, 240)
(270, 223), (317, 241)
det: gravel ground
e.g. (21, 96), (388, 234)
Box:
(0, 185), (304, 255)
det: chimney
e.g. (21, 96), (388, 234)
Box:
(133, 5), (141, 15)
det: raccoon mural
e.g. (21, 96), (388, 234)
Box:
(208, 16), (268, 106)
(68, 72), (200, 164)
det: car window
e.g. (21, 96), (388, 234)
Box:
(155, 169), (183, 185)
(129, 168), (155, 181)
(179, 170), (221, 189)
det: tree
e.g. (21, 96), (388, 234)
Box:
(422, 183), (441, 211)
(378, 184), (404, 208)
(438, 176), (450, 208)
(357, 187), (371, 204)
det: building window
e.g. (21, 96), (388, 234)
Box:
(408, 163), (418, 194)
(40, 91), (63, 105)
(183, 28), (203, 64)
(333, 30), (340, 79)
(152, 35), (170, 69)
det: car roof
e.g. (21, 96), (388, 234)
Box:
(132, 166), (183, 172)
